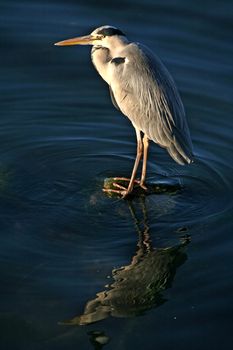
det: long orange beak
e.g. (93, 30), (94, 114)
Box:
(54, 35), (97, 46)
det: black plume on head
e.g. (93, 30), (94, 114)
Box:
(97, 27), (125, 37)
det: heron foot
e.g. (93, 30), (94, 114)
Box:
(139, 182), (148, 191)
(103, 177), (148, 198)
(111, 177), (140, 184)
(102, 188), (129, 198)
(102, 182), (131, 198)
(112, 177), (148, 190)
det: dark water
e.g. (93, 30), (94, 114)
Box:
(0, 0), (232, 349)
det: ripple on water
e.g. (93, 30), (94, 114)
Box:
(0, 122), (231, 256)
(0, 1), (232, 347)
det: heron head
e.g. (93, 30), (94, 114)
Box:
(54, 25), (127, 48)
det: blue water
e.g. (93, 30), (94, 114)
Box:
(0, 0), (232, 349)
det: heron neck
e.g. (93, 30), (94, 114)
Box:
(91, 36), (129, 84)
(91, 46), (111, 84)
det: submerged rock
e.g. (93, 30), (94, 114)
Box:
(103, 177), (182, 197)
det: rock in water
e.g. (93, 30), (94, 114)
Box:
(103, 177), (182, 197)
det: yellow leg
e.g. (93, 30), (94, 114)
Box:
(103, 127), (143, 198)
(140, 135), (149, 188)
(125, 128), (143, 195)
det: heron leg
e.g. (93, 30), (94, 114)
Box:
(140, 135), (149, 189)
(103, 128), (143, 198)
(125, 128), (143, 195)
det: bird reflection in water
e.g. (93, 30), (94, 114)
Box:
(59, 199), (190, 326)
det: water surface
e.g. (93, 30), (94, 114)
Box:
(0, 1), (232, 349)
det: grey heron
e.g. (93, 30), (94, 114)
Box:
(55, 25), (193, 197)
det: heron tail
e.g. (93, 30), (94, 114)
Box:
(167, 129), (194, 165)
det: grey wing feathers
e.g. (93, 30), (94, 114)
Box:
(113, 43), (193, 165)
(109, 86), (120, 110)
